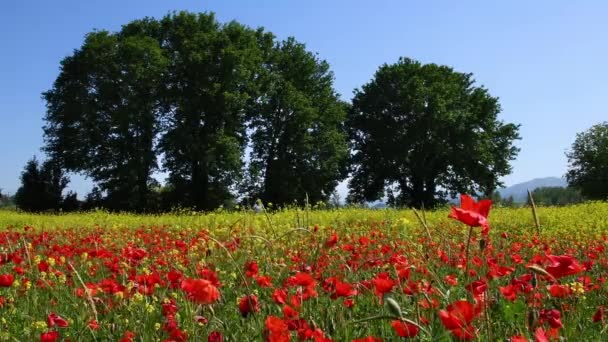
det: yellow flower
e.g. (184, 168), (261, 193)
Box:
(31, 321), (47, 331)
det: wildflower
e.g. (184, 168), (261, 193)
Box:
(272, 289), (287, 305)
(438, 300), (479, 340)
(245, 261), (259, 278)
(448, 194), (491, 235)
(40, 331), (59, 342)
(352, 337), (383, 342)
(208, 331), (223, 342)
(119, 330), (136, 342)
(264, 316), (290, 342)
(391, 320), (419, 338)
(372, 273), (395, 298)
(325, 232), (338, 248)
(593, 306), (604, 323)
(180, 278), (220, 304)
(256, 275), (273, 287)
(88, 320), (99, 330)
(238, 295), (260, 317)
(539, 309), (563, 329)
(545, 255), (584, 279)
(0, 274), (14, 287)
(47, 313), (69, 328)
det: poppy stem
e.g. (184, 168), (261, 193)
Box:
(464, 225), (474, 277)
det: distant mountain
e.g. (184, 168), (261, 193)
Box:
(498, 177), (568, 203)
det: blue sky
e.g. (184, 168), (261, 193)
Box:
(1, 1), (607, 197)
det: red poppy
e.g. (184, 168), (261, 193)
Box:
(438, 300), (479, 340)
(534, 327), (549, 342)
(372, 273), (395, 298)
(510, 335), (528, 342)
(499, 285), (518, 301)
(264, 316), (290, 342)
(547, 284), (571, 298)
(180, 278), (220, 304)
(448, 194), (491, 235)
(0, 274), (14, 287)
(593, 306), (605, 323)
(540, 309), (563, 329)
(119, 331), (136, 342)
(245, 261), (259, 278)
(465, 279), (487, 299)
(47, 313), (69, 328)
(88, 320), (100, 330)
(545, 255), (584, 279)
(208, 331), (223, 342)
(325, 232), (338, 248)
(272, 289), (287, 305)
(352, 337), (383, 342)
(391, 320), (419, 338)
(256, 275), (273, 288)
(333, 280), (357, 298)
(40, 331), (59, 342)
(238, 295), (260, 317)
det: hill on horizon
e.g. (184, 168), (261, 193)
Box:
(497, 177), (568, 203)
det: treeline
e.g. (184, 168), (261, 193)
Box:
(491, 187), (584, 208)
(15, 11), (523, 212)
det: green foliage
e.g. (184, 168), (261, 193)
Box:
(566, 122), (608, 200)
(347, 57), (520, 208)
(528, 186), (584, 206)
(245, 37), (348, 206)
(157, 12), (265, 211)
(43, 30), (167, 211)
(14, 157), (68, 212)
(0, 188), (14, 209)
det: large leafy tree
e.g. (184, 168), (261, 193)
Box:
(43, 30), (167, 211)
(15, 158), (68, 212)
(566, 122), (608, 200)
(347, 58), (520, 208)
(157, 12), (266, 210)
(245, 38), (348, 206)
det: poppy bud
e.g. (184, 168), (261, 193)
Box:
(479, 239), (486, 251)
(385, 296), (403, 318)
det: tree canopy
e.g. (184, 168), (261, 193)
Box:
(42, 11), (348, 211)
(14, 158), (69, 212)
(566, 122), (608, 200)
(245, 37), (348, 206)
(347, 58), (520, 208)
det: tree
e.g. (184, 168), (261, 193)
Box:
(245, 37), (348, 206)
(61, 191), (81, 212)
(43, 30), (167, 211)
(347, 58), (520, 208)
(566, 122), (608, 200)
(14, 158), (69, 212)
(528, 186), (583, 206)
(157, 12), (266, 210)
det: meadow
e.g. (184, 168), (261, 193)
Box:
(1, 201), (607, 341)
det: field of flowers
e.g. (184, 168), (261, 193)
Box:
(1, 199), (608, 341)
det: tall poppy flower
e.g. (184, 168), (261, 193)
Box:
(0, 274), (14, 287)
(391, 320), (419, 338)
(264, 316), (290, 342)
(40, 331), (59, 342)
(438, 300), (479, 340)
(448, 194), (492, 235)
(545, 255), (584, 279)
(47, 313), (69, 328)
(180, 278), (220, 304)
(239, 295), (260, 317)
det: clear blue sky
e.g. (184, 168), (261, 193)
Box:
(1, 0), (607, 197)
